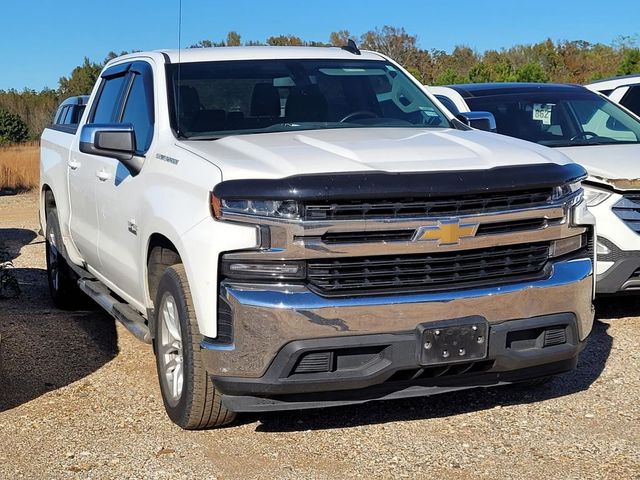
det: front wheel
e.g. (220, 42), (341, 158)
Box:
(154, 264), (236, 429)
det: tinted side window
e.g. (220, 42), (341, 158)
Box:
(621, 86), (640, 117)
(121, 73), (154, 153)
(55, 106), (68, 124)
(92, 75), (127, 123)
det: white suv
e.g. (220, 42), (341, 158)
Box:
(587, 75), (640, 117)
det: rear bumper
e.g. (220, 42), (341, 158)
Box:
(214, 313), (585, 412)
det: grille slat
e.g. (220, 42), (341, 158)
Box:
(305, 189), (554, 221)
(613, 195), (640, 233)
(307, 243), (551, 295)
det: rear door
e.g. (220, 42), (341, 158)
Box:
(68, 66), (129, 270)
(94, 61), (156, 305)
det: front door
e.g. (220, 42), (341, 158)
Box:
(95, 62), (156, 305)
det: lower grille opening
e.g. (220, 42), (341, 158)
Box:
(387, 360), (495, 383)
(507, 325), (568, 350)
(293, 352), (333, 374)
(290, 346), (386, 377)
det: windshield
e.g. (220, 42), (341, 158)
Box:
(167, 59), (451, 139)
(465, 90), (640, 147)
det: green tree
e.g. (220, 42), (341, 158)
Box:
(0, 109), (28, 144)
(227, 31), (241, 46)
(619, 49), (640, 75)
(329, 30), (351, 46)
(58, 57), (102, 97)
(359, 26), (421, 68)
(468, 62), (492, 83)
(515, 62), (549, 82)
(266, 35), (304, 46)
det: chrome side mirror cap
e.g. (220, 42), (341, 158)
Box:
(79, 123), (142, 174)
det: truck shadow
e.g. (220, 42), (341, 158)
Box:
(0, 228), (118, 412)
(252, 319), (613, 432)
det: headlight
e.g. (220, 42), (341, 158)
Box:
(583, 185), (612, 207)
(552, 181), (582, 201)
(211, 194), (301, 220)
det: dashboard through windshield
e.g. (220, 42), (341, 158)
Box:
(167, 59), (451, 139)
(465, 91), (640, 147)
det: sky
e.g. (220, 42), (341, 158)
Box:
(1, 0), (639, 91)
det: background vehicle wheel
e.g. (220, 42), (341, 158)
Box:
(45, 209), (83, 309)
(154, 264), (236, 429)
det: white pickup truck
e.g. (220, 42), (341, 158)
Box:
(40, 46), (595, 429)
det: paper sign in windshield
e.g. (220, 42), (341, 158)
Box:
(532, 104), (554, 125)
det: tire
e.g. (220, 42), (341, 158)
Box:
(45, 209), (83, 309)
(154, 263), (236, 429)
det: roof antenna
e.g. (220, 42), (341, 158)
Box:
(176, 0), (183, 137)
(341, 39), (361, 56)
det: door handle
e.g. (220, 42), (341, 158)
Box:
(96, 170), (111, 181)
(68, 160), (81, 170)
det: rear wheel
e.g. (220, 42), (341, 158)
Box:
(154, 264), (235, 429)
(45, 209), (83, 309)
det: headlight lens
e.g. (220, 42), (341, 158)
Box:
(211, 194), (301, 220)
(583, 185), (612, 207)
(552, 181), (582, 201)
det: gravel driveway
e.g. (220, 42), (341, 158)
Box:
(0, 192), (638, 479)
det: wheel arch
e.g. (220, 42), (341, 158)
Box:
(146, 233), (182, 310)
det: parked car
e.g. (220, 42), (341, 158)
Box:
(40, 48), (595, 429)
(587, 74), (640, 117)
(430, 82), (640, 294)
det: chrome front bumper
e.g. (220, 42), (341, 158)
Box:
(202, 257), (594, 378)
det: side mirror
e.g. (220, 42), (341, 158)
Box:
(456, 111), (497, 132)
(79, 124), (142, 174)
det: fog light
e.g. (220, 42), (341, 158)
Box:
(550, 235), (584, 258)
(596, 239), (611, 255)
(222, 260), (306, 280)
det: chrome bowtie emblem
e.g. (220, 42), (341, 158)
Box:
(414, 219), (479, 245)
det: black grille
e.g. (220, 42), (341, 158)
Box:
(612, 195), (640, 233)
(307, 243), (551, 295)
(304, 188), (554, 221)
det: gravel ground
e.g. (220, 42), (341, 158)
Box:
(0, 191), (638, 479)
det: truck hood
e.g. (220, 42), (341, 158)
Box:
(556, 143), (640, 190)
(180, 127), (573, 181)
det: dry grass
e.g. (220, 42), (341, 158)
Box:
(0, 142), (39, 191)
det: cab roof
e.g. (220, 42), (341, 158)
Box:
(155, 46), (386, 63)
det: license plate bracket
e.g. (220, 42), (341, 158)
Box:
(417, 316), (489, 366)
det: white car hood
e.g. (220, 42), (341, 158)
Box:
(556, 143), (640, 190)
(180, 127), (573, 181)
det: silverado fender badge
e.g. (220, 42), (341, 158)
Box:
(127, 219), (138, 236)
(414, 219), (479, 245)
(156, 153), (179, 165)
